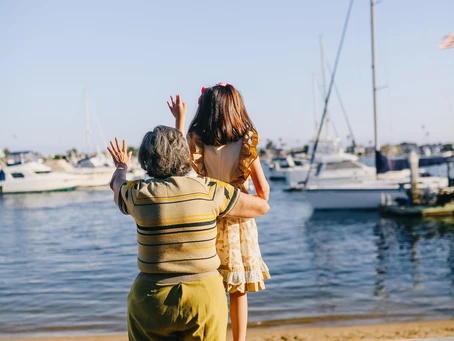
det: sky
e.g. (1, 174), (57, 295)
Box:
(1, 0), (453, 155)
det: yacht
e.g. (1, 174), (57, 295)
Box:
(0, 151), (81, 194)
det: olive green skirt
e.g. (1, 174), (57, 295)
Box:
(127, 272), (228, 341)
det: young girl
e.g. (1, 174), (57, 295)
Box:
(167, 84), (270, 341)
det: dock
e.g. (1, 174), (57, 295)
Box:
(379, 202), (454, 217)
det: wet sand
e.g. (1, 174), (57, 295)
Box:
(3, 319), (454, 341)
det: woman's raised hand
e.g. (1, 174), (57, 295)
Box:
(107, 137), (132, 168)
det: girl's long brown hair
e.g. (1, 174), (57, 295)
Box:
(188, 84), (255, 146)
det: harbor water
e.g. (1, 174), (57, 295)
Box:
(1, 178), (454, 338)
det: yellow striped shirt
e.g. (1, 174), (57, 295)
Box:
(118, 175), (239, 274)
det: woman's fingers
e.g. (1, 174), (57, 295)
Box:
(109, 140), (116, 152)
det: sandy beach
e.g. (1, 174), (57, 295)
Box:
(3, 319), (454, 341)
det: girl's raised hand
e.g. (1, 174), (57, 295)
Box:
(107, 137), (132, 168)
(167, 94), (186, 133)
(167, 94), (187, 121)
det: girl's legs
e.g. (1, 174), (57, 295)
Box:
(229, 291), (248, 341)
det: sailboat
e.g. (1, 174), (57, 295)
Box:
(301, 0), (449, 210)
(272, 40), (375, 186)
(45, 90), (145, 187)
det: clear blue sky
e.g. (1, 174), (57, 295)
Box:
(1, 0), (453, 155)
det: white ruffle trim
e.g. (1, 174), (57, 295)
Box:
(219, 269), (268, 285)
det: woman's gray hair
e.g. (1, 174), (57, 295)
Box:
(138, 125), (191, 178)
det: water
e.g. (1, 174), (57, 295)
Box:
(1, 181), (454, 338)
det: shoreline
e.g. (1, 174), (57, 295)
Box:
(2, 318), (454, 341)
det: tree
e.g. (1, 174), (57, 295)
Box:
(127, 146), (138, 155)
(265, 139), (275, 150)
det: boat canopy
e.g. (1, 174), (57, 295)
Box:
(6, 151), (38, 166)
(376, 151), (454, 174)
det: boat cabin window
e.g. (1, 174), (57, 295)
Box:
(35, 170), (52, 174)
(324, 161), (361, 170)
(11, 173), (25, 178)
(294, 160), (304, 166)
(6, 151), (38, 166)
(0, 170), (5, 181)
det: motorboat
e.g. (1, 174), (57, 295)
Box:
(267, 155), (307, 181)
(303, 174), (449, 210)
(45, 153), (146, 187)
(0, 151), (81, 194)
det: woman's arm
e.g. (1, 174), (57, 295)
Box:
(250, 156), (270, 201)
(107, 138), (132, 206)
(226, 192), (270, 218)
(167, 94), (186, 134)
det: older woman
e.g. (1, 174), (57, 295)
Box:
(108, 125), (269, 341)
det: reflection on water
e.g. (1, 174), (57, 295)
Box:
(374, 216), (454, 311)
(1, 183), (454, 337)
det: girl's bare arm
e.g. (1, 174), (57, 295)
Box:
(250, 156), (270, 201)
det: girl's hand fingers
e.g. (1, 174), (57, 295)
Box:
(122, 139), (127, 153)
(115, 137), (121, 151)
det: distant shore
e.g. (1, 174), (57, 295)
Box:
(3, 318), (454, 341)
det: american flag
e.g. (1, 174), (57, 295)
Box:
(439, 33), (454, 50)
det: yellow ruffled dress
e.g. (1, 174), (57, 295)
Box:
(187, 129), (270, 293)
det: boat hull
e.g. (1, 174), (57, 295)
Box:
(303, 188), (405, 210)
(302, 176), (448, 210)
(0, 177), (81, 194)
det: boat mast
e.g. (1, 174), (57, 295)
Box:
(370, 0), (380, 175)
(320, 36), (330, 138)
(312, 73), (319, 138)
(84, 89), (90, 156)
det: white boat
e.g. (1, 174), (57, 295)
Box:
(267, 155), (307, 181)
(304, 176), (449, 210)
(0, 151), (81, 194)
(296, 3), (449, 210)
(72, 153), (117, 187)
(45, 153), (145, 187)
(285, 151), (374, 188)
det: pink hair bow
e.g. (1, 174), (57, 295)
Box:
(198, 82), (232, 104)
(198, 87), (207, 104)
